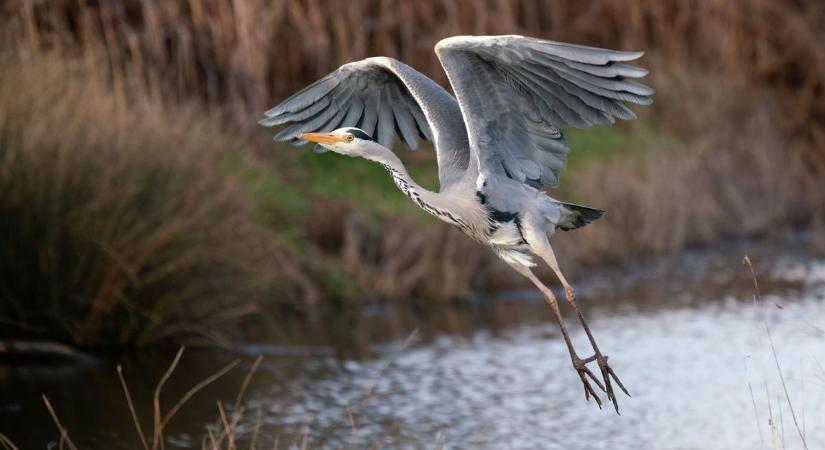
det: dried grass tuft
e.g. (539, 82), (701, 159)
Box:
(0, 57), (273, 347)
(2, 0), (825, 306)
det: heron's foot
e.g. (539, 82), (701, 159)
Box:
(571, 355), (605, 407)
(590, 352), (631, 414)
(571, 352), (630, 413)
(562, 285), (630, 413)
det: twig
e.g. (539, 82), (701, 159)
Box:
(118, 364), (150, 450)
(206, 428), (218, 450)
(217, 401), (235, 450)
(744, 256), (808, 450)
(233, 355), (263, 413)
(208, 355), (262, 449)
(766, 325), (807, 450)
(0, 433), (21, 450)
(747, 376), (765, 448)
(249, 405), (263, 450)
(159, 359), (240, 430)
(41, 395), (79, 450)
(763, 377), (779, 450)
(154, 347), (186, 450)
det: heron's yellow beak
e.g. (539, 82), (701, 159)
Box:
(298, 132), (346, 145)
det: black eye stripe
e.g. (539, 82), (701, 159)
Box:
(348, 129), (375, 141)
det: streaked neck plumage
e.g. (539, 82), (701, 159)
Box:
(359, 143), (483, 235)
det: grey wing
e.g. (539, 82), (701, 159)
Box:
(435, 35), (653, 190)
(260, 57), (470, 189)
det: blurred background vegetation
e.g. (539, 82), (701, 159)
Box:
(1, 0), (824, 349)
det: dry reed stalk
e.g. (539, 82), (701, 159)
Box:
(340, 211), (501, 301)
(118, 364), (151, 450)
(0, 56), (277, 346)
(153, 347), (186, 450)
(216, 402), (234, 450)
(747, 377), (765, 449)
(22, 348), (269, 450)
(41, 395), (80, 450)
(0, 434), (21, 450)
(205, 355), (264, 449)
(112, 347), (247, 450)
(158, 358), (241, 434)
(3, 0), (823, 144)
(743, 256), (810, 450)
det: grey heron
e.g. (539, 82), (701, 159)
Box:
(260, 35), (652, 413)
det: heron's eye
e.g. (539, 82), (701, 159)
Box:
(346, 135), (355, 142)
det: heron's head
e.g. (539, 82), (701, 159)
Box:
(298, 127), (379, 157)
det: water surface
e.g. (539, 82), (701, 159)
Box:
(2, 240), (824, 449)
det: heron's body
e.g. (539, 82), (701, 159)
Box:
(385, 157), (539, 265)
(364, 129), (601, 269)
(260, 34), (652, 412)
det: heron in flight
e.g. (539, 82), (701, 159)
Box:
(260, 35), (652, 412)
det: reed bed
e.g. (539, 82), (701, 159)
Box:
(6, 0), (825, 133)
(554, 69), (825, 271)
(10, 346), (428, 450)
(1, 0), (824, 340)
(8, 0), (823, 222)
(0, 58), (275, 347)
(31, 348), (265, 450)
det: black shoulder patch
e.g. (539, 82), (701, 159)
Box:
(477, 191), (518, 223)
(490, 209), (518, 223)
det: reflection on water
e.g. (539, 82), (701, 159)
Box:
(1, 241), (824, 450)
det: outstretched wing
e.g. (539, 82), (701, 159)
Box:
(260, 57), (469, 189)
(436, 35), (653, 189)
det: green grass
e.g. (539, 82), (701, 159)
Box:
(225, 152), (311, 228)
(564, 118), (674, 168)
(243, 121), (677, 224)
(299, 150), (440, 213)
(558, 118), (679, 201)
(226, 138), (439, 229)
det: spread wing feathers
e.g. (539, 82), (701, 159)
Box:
(259, 59), (433, 150)
(436, 35), (652, 189)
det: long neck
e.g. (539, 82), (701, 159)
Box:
(362, 145), (435, 205)
(360, 145), (474, 232)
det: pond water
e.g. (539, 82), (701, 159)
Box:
(2, 239), (825, 449)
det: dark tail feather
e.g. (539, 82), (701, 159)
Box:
(558, 202), (605, 231)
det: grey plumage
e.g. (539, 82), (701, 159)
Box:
(433, 35), (652, 191)
(260, 35), (653, 412)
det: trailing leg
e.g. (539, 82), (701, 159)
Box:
(511, 264), (606, 407)
(538, 241), (630, 412)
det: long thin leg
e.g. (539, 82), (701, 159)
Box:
(540, 244), (630, 412)
(511, 264), (606, 407)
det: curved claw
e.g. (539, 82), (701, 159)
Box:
(574, 356), (605, 390)
(575, 369), (602, 408)
(596, 355), (629, 414)
(608, 364), (631, 397)
(573, 353), (629, 414)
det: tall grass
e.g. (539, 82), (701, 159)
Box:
(5, 0), (824, 141)
(1, 0), (824, 323)
(32, 348), (264, 450)
(554, 70), (825, 270)
(0, 58), (273, 348)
